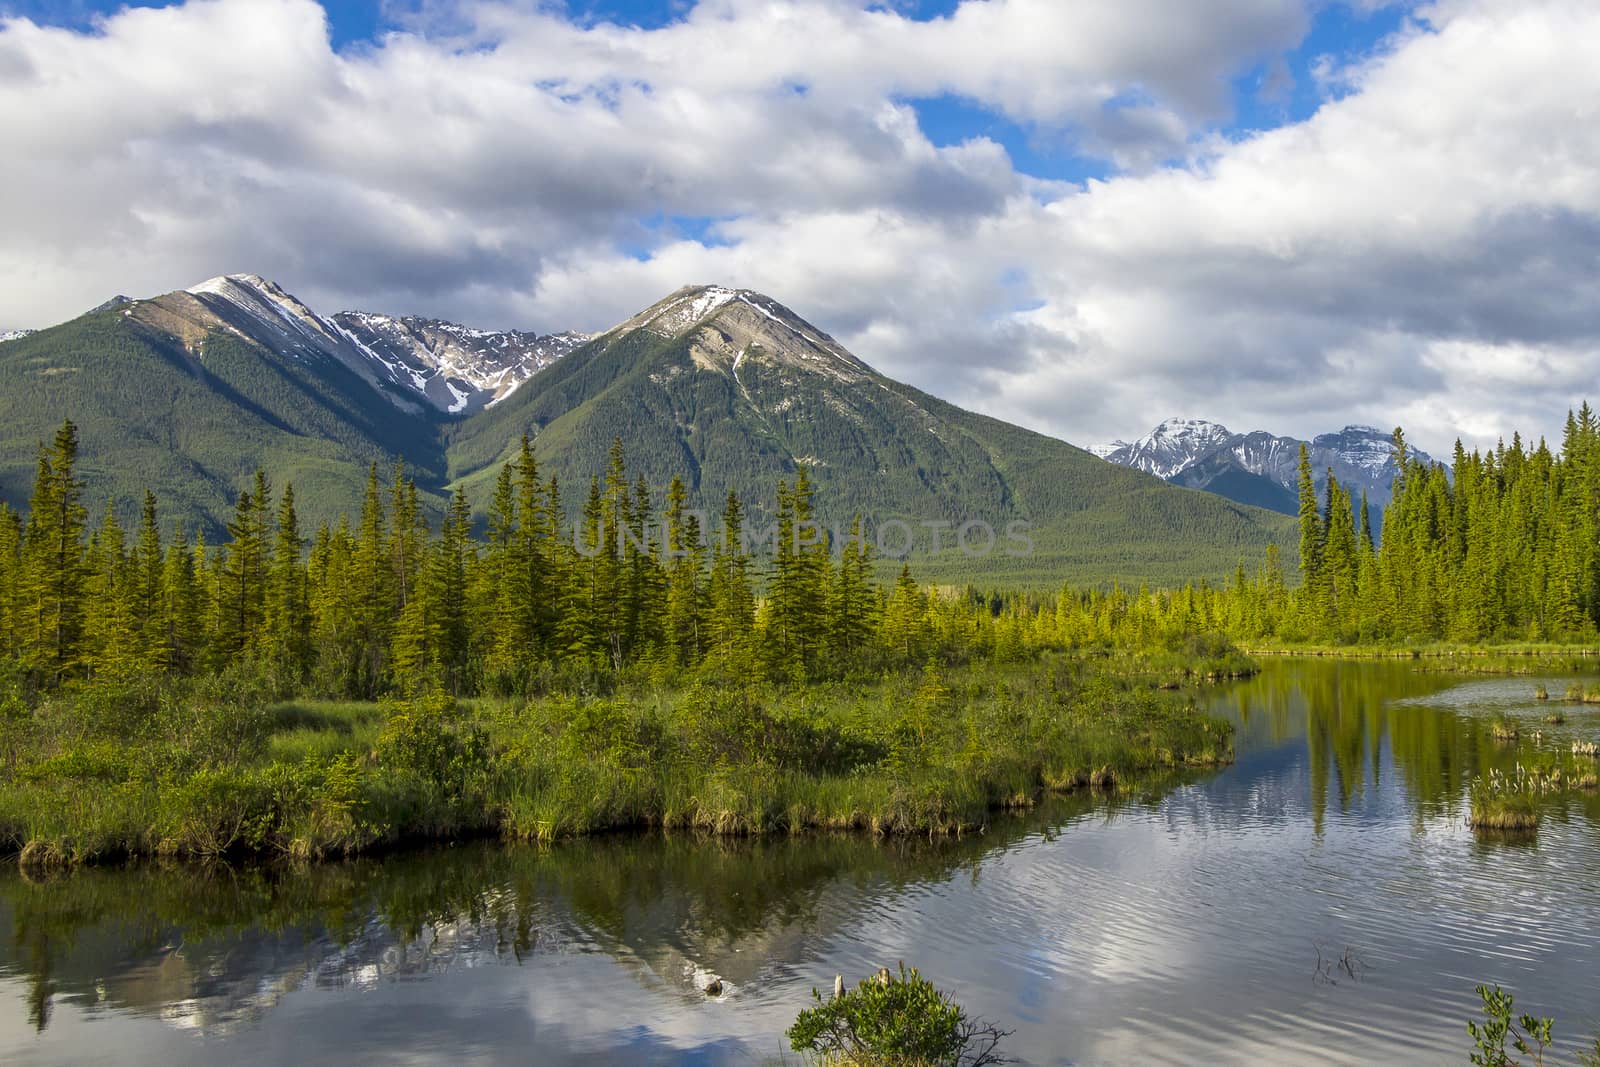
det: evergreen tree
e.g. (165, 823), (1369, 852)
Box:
(763, 466), (830, 675)
(20, 421), (88, 679)
(83, 508), (140, 679)
(351, 464), (393, 695)
(663, 476), (709, 666)
(219, 470), (271, 657)
(708, 489), (755, 656)
(831, 514), (877, 659)
(263, 482), (311, 677)
(133, 492), (169, 671)
(1294, 444), (1324, 626)
(159, 525), (203, 674)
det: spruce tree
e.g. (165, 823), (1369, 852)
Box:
(708, 489), (755, 657)
(1294, 443), (1324, 631)
(263, 483), (310, 677)
(20, 421), (88, 679)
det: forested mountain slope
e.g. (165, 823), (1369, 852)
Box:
(0, 302), (445, 531)
(446, 286), (1295, 584)
(1, 279), (1294, 584)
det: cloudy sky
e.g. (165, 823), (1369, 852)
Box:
(0, 0), (1595, 454)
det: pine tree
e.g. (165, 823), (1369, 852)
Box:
(623, 473), (666, 662)
(831, 513), (877, 659)
(663, 476), (709, 666)
(512, 435), (549, 654)
(351, 464), (393, 695)
(159, 525), (203, 673)
(20, 421), (88, 680)
(219, 470), (272, 657)
(1322, 474), (1359, 637)
(262, 483), (310, 677)
(388, 460), (426, 614)
(0, 504), (23, 660)
(561, 475), (609, 662)
(764, 466), (830, 675)
(708, 489), (755, 656)
(882, 564), (930, 663)
(1294, 443), (1325, 632)
(481, 462), (524, 685)
(132, 492), (169, 672)
(83, 508), (140, 679)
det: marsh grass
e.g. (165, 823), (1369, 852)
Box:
(1245, 643), (1600, 676)
(1467, 751), (1600, 831)
(0, 654), (1234, 865)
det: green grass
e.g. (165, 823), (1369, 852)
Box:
(0, 655), (1234, 865)
(1244, 642), (1600, 677)
(1466, 751), (1600, 832)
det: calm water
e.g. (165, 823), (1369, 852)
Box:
(5, 661), (1600, 1065)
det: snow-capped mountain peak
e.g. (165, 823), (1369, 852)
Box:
(138, 273), (585, 415)
(1092, 416), (1439, 512)
(601, 284), (870, 384)
(1102, 417), (1236, 479)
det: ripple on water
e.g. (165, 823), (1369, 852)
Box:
(6, 662), (1600, 1066)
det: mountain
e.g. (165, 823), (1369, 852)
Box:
(1166, 452), (1299, 514)
(0, 287), (447, 528)
(1092, 418), (1237, 479)
(0, 274), (591, 529)
(0, 277), (1296, 585)
(1095, 418), (1440, 515)
(164, 275), (584, 416)
(447, 285), (1295, 584)
(333, 312), (586, 414)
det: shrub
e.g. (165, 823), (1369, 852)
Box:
(376, 692), (489, 797)
(787, 963), (1011, 1066)
(1465, 982), (1600, 1067)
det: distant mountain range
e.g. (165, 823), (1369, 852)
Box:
(0, 275), (1295, 585)
(1093, 418), (1440, 516)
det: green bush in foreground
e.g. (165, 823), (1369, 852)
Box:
(1467, 982), (1600, 1067)
(787, 964), (1010, 1066)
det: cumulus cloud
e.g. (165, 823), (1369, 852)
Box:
(0, 0), (1596, 454)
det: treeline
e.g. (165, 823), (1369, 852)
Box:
(7, 406), (1597, 693)
(1043, 410), (1600, 646)
(0, 422), (979, 696)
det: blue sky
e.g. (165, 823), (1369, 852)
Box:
(2, 0), (1595, 454)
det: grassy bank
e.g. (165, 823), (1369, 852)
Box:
(0, 655), (1234, 866)
(1240, 642), (1600, 675)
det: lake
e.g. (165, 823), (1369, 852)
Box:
(4, 660), (1599, 1065)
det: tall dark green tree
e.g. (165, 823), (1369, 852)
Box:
(20, 421), (88, 679)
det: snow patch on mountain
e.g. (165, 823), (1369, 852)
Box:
(1103, 418), (1237, 479)
(334, 309), (587, 413)
(0, 329), (31, 343)
(172, 274), (584, 415)
(1095, 418), (1441, 509)
(641, 285), (740, 336)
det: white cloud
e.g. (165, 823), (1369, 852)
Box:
(0, 0), (1596, 455)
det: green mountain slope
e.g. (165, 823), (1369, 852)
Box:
(1, 280), (1294, 584)
(1168, 453), (1300, 515)
(0, 303), (444, 532)
(446, 286), (1295, 585)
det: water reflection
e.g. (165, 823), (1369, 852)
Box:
(1220, 660), (1600, 830)
(4, 661), (1600, 1065)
